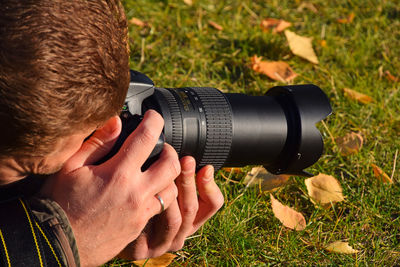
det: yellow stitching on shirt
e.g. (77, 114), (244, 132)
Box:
(19, 198), (43, 267)
(35, 222), (62, 267)
(0, 229), (11, 267)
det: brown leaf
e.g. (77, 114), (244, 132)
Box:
(297, 2), (318, 13)
(343, 88), (373, 104)
(284, 30), (319, 64)
(325, 241), (359, 254)
(243, 166), (290, 191)
(371, 164), (393, 184)
(305, 174), (344, 206)
(260, 18), (279, 30)
(129, 17), (148, 27)
(335, 132), (363, 156)
(260, 18), (292, 33)
(208, 20), (223, 31)
(134, 253), (177, 267)
(337, 13), (355, 24)
(270, 194), (306, 231)
(385, 70), (399, 82)
(251, 56), (298, 82)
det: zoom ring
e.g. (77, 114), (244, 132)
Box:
(158, 89), (183, 154)
(191, 87), (233, 170)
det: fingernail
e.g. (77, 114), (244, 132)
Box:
(203, 167), (214, 182)
(102, 116), (119, 134)
(183, 157), (195, 171)
(102, 123), (115, 134)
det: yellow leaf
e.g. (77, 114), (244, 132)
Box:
(325, 241), (359, 254)
(208, 20), (223, 31)
(243, 166), (290, 191)
(260, 18), (292, 33)
(134, 253), (177, 267)
(270, 194), (306, 231)
(305, 174), (344, 206)
(335, 132), (363, 156)
(343, 88), (373, 104)
(371, 164), (393, 184)
(183, 0), (193, 6)
(251, 56), (298, 82)
(284, 30), (319, 64)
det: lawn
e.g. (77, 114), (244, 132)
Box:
(107, 0), (399, 265)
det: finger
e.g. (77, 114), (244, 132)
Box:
(107, 110), (164, 171)
(192, 165), (224, 231)
(118, 237), (148, 260)
(63, 116), (122, 172)
(172, 156), (198, 248)
(143, 143), (181, 194)
(147, 200), (182, 257)
(148, 183), (178, 216)
(118, 225), (151, 260)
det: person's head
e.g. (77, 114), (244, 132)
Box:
(0, 0), (129, 177)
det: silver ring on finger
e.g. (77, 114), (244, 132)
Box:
(155, 194), (165, 213)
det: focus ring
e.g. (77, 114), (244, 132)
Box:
(191, 87), (233, 170)
(156, 88), (183, 154)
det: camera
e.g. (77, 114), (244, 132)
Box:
(102, 70), (332, 176)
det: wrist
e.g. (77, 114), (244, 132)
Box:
(29, 197), (81, 267)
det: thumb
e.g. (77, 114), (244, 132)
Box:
(63, 116), (122, 172)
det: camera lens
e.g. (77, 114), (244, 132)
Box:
(142, 84), (331, 176)
(143, 87), (233, 170)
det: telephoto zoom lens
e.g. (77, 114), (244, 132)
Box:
(141, 82), (332, 177)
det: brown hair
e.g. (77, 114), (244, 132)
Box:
(0, 0), (129, 157)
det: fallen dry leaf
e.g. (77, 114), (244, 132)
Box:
(319, 40), (327, 47)
(325, 241), (359, 254)
(305, 174), (344, 206)
(129, 17), (148, 27)
(243, 166), (264, 186)
(208, 20), (223, 31)
(134, 253), (176, 267)
(251, 56), (298, 82)
(270, 194), (306, 231)
(385, 70), (399, 82)
(243, 166), (290, 191)
(284, 30), (319, 64)
(371, 164), (393, 184)
(337, 13), (355, 24)
(183, 0), (193, 6)
(343, 88), (373, 104)
(297, 2), (318, 13)
(222, 167), (244, 174)
(335, 132), (363, 156)
(275, 20), (292, 33)
(260, 18), (292, 33)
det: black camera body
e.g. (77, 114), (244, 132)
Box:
(103, 70), (332, 176)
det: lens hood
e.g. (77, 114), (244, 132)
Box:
(264, 85), (332, 176)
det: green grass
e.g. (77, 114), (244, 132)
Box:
(108, 0), (399, 265)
